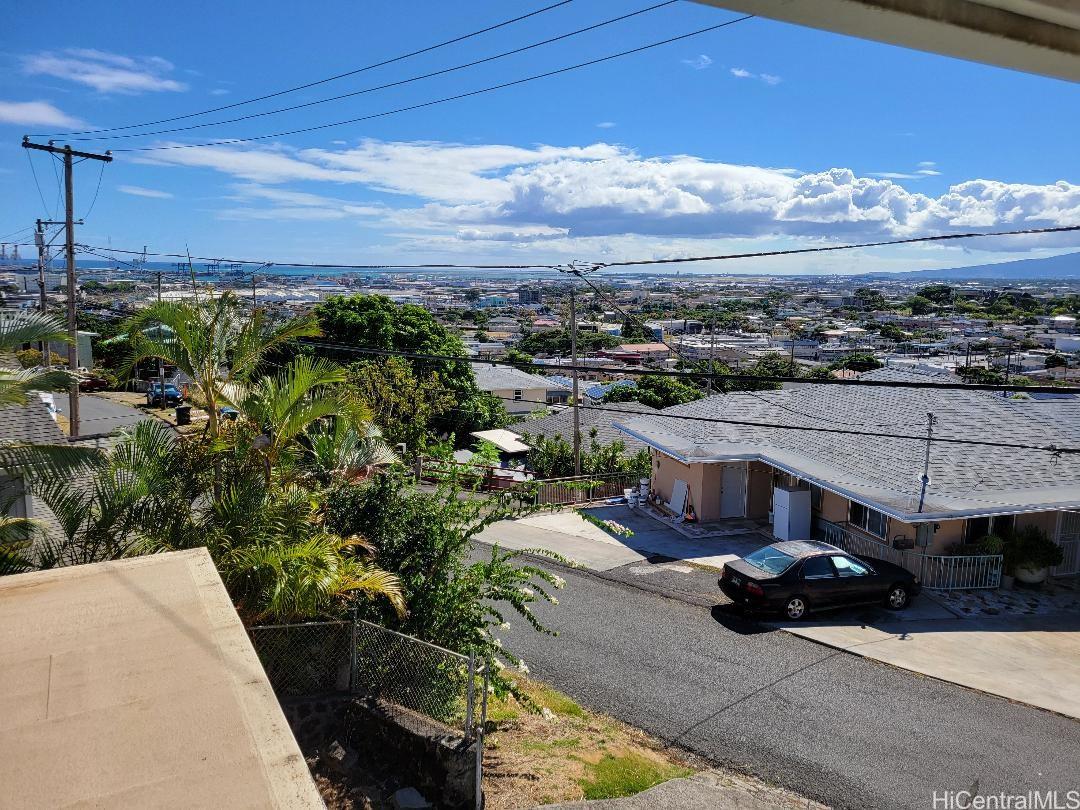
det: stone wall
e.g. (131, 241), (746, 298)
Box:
(281, 695), (478, 808)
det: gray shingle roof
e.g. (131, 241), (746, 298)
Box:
(473, 364), (558, 391)
(615, 383), (1080, 521)
(0, 400), (66, 445)
(514, 401), (657, 453)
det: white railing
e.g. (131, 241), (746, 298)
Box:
(1051, 538), (1080, 577)
(820, 520), (1002, 591)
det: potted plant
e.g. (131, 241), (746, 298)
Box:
(977, 534), (1012, 589)
(1007, 526), (1064, 586)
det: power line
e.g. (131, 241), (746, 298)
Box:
(24, 150), (50, 215)
(601, 225), (1080, 268)
(296, 340), (1080, 395)
(67, 1), (680, 143)
(74, 244), (557, 271)
(68, 222), (1080, 273)
(36, 0), (578, 138)
(110, 16), (754, 153)
(81, 162), (107, 220)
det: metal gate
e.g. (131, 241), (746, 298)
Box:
(1052, 511), (1080, 577)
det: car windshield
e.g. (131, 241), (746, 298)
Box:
(743, 546), (796, 575)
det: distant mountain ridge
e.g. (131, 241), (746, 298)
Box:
(869, 251), (1080, 280)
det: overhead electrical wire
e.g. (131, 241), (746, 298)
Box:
(36, 0), (578, 138)
(66, 1), (680, 143)
(68, 222), (1080, 275)
(24, 150), (51, 216)
(108, 16), (755, 153)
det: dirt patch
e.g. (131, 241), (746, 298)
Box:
(482, 677), (698, 810)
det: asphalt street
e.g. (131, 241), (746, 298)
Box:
(495, 555), (1080, 810)
(51, 393), (149, 435)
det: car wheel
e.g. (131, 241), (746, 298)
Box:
(783, 595), (808, 620)
(885, 584), (910, 610)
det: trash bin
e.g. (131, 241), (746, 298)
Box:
(175, 404), (192, 426)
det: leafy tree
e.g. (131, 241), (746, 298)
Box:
(346, 357), (455, 453)
(521, 430), (651, 479)
(474, 330), (488, 342)
(907, 295), (936, 316)
(504, 348), (535, 370)
(853, 287), (887, 311)
(518, 329), (621, 356)
(619, 316), (653, 343)
(325, 468), (564, 699)
(312, 295), (504, 436)
(603, 374), (702, 409)
(1045, 354), (1068, 369)
(917, 284), (954, 306)
(829, 353), (883, 373)
(877, 322), (908, 342)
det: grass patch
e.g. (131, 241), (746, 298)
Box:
(483, 675), (696, 810)
(579, 752), (694, 800)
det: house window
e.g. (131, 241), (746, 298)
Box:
(513, 389), (523, 401)
(965, 514), (1015, 543)
(849, 501), (888, 539)
(810, 484), (823, 514)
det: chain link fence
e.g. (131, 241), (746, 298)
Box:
(248, 616), (490, 808)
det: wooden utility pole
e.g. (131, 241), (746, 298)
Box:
(157, 272), (166, 408)
(34, 220), (49, 367)
(22, 139), (112, 437)
(569, 282), (581, 477)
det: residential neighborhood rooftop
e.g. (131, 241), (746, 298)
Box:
(615, 371), (1080, 521)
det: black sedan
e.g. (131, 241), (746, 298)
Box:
(719, 540), (920, 620)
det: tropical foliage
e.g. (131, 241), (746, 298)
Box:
(124, 291), (320, 437)
(521, 429), (651, 479)
(325, 468), (565, 698)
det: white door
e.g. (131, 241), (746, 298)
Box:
(719, 464), (747, 518)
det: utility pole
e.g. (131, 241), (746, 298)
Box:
(34, 220), (49, 367)
(569, 282), (581, 477)
(917, 412), (937, 513)
(157, 271), (166, 409)
(22, 139), (112, 438)
(706, 316), (717, 395)
(34, 218), (77, 370)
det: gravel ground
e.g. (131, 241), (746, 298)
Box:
(494, 553), (1080, 810)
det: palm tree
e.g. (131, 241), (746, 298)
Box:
(304, 418), (397, 485)
(124, 292), (320, 438)
(203, 479), (405, 623)
(18, 418), (406, 623)
(231, 355), (396, 481)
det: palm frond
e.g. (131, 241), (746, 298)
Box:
(0, 311), (69, 352)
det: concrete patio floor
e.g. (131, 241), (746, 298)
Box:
(477, 504), (769, 572)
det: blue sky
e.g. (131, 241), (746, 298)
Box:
(2, 0), (1078, 274)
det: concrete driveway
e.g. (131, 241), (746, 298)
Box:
(52, 392), (149, 435)
(777, 610), (1080, 720)
(477, 504), (769, 572)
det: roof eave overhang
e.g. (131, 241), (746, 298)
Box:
(693, 0), (1080, 83)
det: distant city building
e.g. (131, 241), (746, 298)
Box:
(517, 287), (543, 305)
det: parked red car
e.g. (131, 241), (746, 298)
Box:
(77, 375), (110, 392)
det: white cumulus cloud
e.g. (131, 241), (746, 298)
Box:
(22, 49), (187, 94)
(682, 54), (713, 70)
(0, 99), (84, 128)
(140, 138), (1080, 255)
(117, 185), (173, 199)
